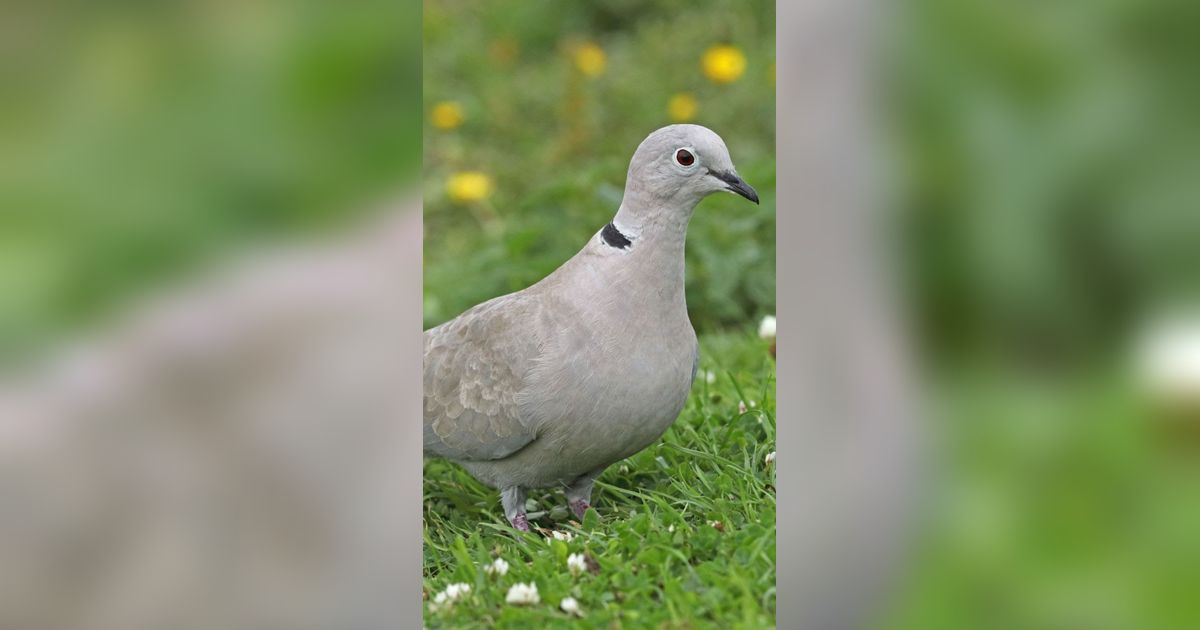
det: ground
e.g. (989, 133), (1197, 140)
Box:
(422, 329), (777, 628)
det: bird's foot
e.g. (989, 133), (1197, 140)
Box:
(569, 499), (591, 520)
(510, 513), (531, 532)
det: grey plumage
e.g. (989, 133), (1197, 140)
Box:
(424, 125), (759, 530)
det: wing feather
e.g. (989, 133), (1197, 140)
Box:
(423, 293), (543, 461)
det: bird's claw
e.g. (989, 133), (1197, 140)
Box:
(510, 513), (531, 532)
(569, 499), (590, 520)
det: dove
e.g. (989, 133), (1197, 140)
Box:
(424, 124), (759, 531)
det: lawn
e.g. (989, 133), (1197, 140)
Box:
(422, 330), (777, 628)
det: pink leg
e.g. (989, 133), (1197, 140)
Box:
(569, 499), (590, 520)
(501, 486), (530, 531)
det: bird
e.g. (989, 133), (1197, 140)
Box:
(424, 124), (759, 531)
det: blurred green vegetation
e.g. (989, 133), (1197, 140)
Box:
(891, 0), (1200, 369)
(0, 0), (420, 359)
(882, 1), (1200, 628)
(884, 371), (1200, 630)
(422, 0), (776, 332)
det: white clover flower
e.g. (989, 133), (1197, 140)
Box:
(738, 400), (748, 414)
(567, 552), (587, 576)
(759, 315), (776, 339)
(764, 451), (776, 466)
(667, 524), (675, 533)
(485, 557), (509, 576)
(505, 582), (540, 605)
(560, 596), (584, 617)
(705, 369), (717, 385)
(551, 530), (574, 543)
(1136, 314), (1200, 401)
(429, 582), (471, 611)
(444, 583), (470, 600)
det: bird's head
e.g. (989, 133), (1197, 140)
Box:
(624, 124), (759, 211)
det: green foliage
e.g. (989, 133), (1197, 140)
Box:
(882, 369), (1200, 630)
(423, 330), (777, 627)
(891, 0), (1200, 365)
(0, 1), (421, 358)
(423, 0), (776, 332)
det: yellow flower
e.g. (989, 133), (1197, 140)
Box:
(489, 37), (519, 66)
(430, 101), (464, 130)
(446, 172), (492, 204)
(668, 93), (698, 121)
(702, 44), (746, 84)
(572, 42), (606, 77)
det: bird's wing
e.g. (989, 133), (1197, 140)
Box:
(423, 293), (544, 461)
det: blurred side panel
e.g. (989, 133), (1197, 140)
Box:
(776, 0), (923, 628)
(0, 1), (424, 629)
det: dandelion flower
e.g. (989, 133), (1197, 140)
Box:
(430, 101), (464, 130)
(759, 315), (776, 339)
(572, 42), (606, 77)
(560, 596), (584, 617)
(485, 557), (509, 576)
(702, 44), (746, 84)
(567, 552), (587, 576)
(765, 451), (776, 466)
(668, 93), (698, 121)
(446, 172), (492, 204)
(505, 582), (540, 605)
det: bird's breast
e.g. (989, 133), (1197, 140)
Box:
(522, 313), (696, 471)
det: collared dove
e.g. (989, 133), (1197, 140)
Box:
(424, 124), (759, 531)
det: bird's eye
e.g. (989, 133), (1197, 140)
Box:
(674, 149), (695, 167)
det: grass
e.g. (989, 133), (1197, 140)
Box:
(881, 367), (1200, 630)
(422, 330), (777, 628)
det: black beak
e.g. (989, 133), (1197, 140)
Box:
(713, 170), (759, 204)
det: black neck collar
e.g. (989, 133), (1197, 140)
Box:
(601, 222), (633, 250)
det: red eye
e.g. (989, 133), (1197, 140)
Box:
(675, 149), (695, 166)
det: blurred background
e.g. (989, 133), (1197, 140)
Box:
(422, 0), (776, 332)
(881, 0), (1200, 627)
(1, 2), (424, 629)
(0, 0), (421, 363)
